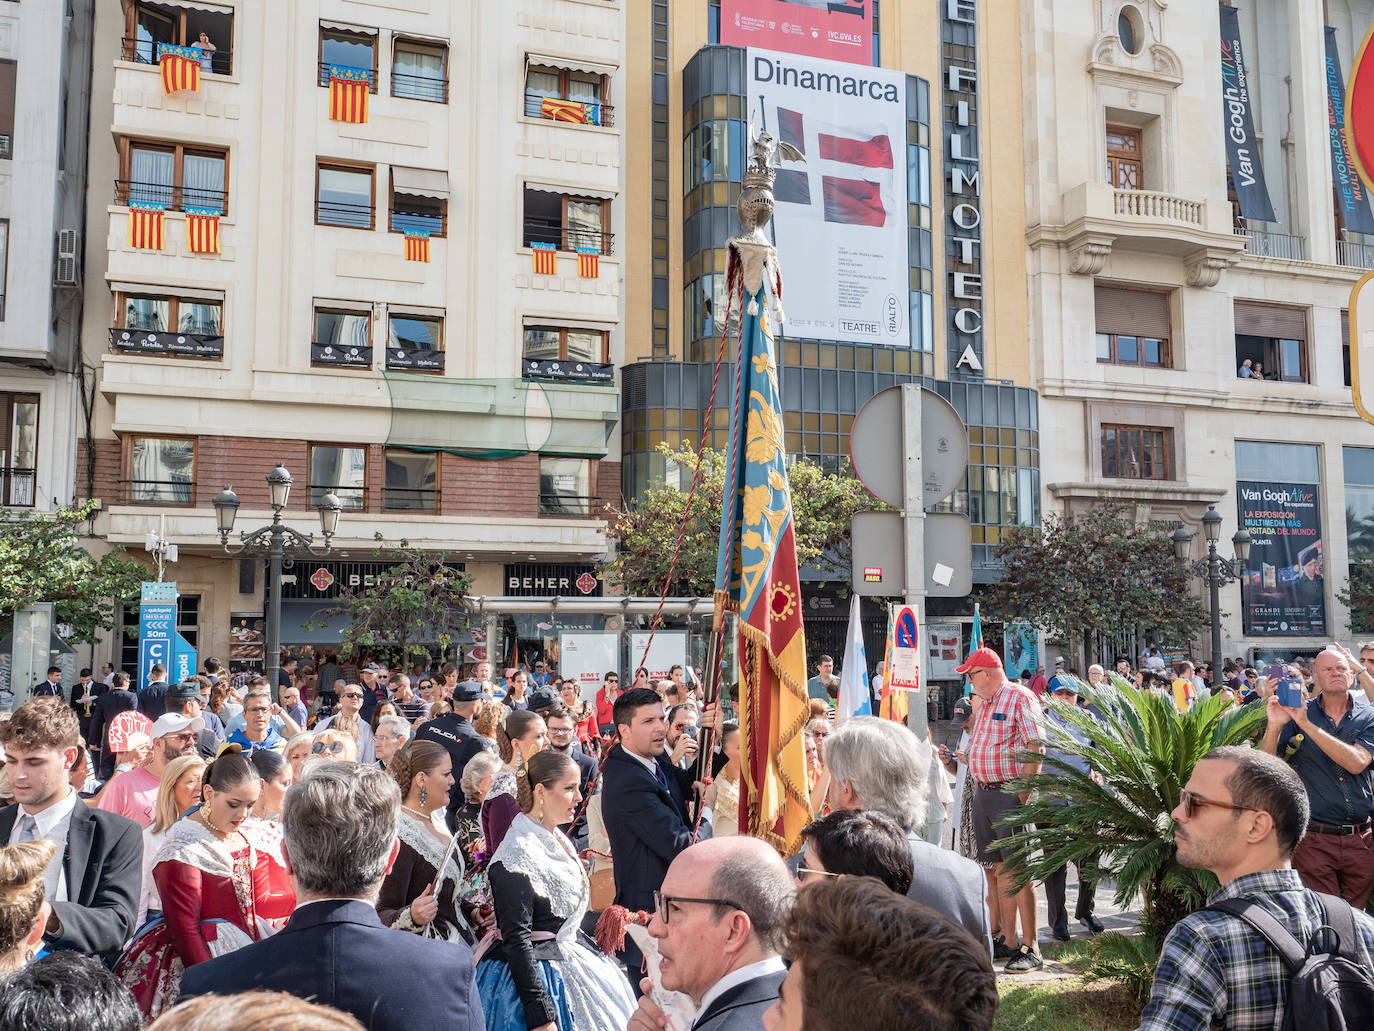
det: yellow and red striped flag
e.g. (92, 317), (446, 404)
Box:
(328, 64), (370, 124)
(577, 244), (599, 278)
(404, 230), (430, 262)
(540, 97), (588, 124)
(185, 208), (221, 254)
(532, 242), (557, 275)
(158, 44), (201, 95)
(128, 204), (165, 250)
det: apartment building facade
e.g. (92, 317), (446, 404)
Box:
(1024, 0), (1374, 661)
(79, 0), (626, 668)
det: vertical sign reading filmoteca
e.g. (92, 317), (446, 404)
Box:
(943, 0), (984, 376)
(748, 48), (909, 346)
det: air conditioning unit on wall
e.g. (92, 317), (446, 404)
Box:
(55, 229), (81, 287)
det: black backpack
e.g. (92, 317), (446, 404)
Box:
(1206, 892), (1374, 1031)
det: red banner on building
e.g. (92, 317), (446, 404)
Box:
(328, 65), (370, 124)
(185, 209), (221, 254)
(722, 0), (871, 66)
(404, 230), (430, 262)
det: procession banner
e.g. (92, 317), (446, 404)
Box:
(1237, 480), (1327, 636)
(724, 0), (871, 66)
(747, 48), (908, 345)
(1218, 5), (1276, 222)
(1325, 27), (1374, 234)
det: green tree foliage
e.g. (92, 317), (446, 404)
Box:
(1337, 557), (1374, 635)
(0, 501), (148, 644)
(307, 535), (472, 669)
(999, 676), (1267, 942)
(986, 503), (1209, 659)
(605, 443), (878, 597)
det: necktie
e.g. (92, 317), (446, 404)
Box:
(654, 763), (668, 790)
(15, 815), (60, 898)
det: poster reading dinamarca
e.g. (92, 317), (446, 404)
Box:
(748, 48), (909, 346)
(1237, 480), (1326, 636)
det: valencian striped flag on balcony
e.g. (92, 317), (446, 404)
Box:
(404, 230), (430, 262)
(157, 43), (201, 95)
(577, 244), (599, 278)
(128, 203), (165, 250)
(532, 242), (557, 275)
(185, 208), (221, 254)
(539, 96), (602, 125)
(328, 65), (371, 124)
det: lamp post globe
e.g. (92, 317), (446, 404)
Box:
(1172, 525), (1193, 562)
(1232, 529), (1252, 564)
(213, 485), (239, 539)
(267, 463), (292, 511)
(1202, 505), (1222, 543)
(318, 492), (342, 538)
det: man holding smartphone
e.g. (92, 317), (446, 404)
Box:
(1260, 647), (1374, 907)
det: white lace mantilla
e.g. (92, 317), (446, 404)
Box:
(489, 813), (589, 940)
(397, 812), (465, 889)
(152, 814), (282, 877)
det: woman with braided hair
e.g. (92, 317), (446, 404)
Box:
(476, 750), (636, 1031)
(376, 740), (474, 944)
(480, 709), (548, 861)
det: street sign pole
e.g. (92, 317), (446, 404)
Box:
(900, 384), (929, 742)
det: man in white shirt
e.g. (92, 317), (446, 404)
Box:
(628, 837), (793, 1031)
(0, 699), (141, 961)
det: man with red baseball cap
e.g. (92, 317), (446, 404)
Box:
(957, 645), (1046, 972)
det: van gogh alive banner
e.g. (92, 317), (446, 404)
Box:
(748, 49), (909, 346)
(1218, 5), (1275, 222)
(1324, 27), (1374, 235)
(1237, 481), (1326, 637)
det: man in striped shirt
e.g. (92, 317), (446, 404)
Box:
(960, 646), (1045, 973)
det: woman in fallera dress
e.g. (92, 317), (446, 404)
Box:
(476, 751), (635, 1031)
(116, 751), (294, 1018)
(481, 709), (548, 860)
(376, 740), (475, 944)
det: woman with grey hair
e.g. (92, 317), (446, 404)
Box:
(456, 750), (502, 868)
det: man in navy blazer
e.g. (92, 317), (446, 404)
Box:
(601, 687), (712, 985)
(178, 762), (482, 1031)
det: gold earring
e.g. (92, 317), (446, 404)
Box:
(536, 796), (544, 822)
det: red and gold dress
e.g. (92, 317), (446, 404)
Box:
(116, 814), (293, 1017)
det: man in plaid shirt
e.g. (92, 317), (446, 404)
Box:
(960, 646), (1045, 973)
(1138, 746), (1374, 1031)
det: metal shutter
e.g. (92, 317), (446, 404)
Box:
(1094, 286), (1171, 338)
(1233, 301), (1307, 340)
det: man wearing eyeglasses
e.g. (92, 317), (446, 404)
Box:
(315, 685), (375, 764)
(1259, 647), (1374, 907)
(1138, 746), (1374, 1031)
(97, 711), (203, 827)
(226, 689), (289, 755)
(627, 837), (792, 1031)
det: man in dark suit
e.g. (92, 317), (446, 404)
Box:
(601, 687), (712, 984)
(413, 680), (489, 831)
(179, 762), (483, 1030)
(32, 665), (65, 703)
(137, 662), (170, 719)
(627, 838), (792, 1031)
(87, 671), (137, 780)
(0, 699), (142, 962)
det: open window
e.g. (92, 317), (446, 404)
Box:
(1234, 301), (1309, 383)
(523, 61), (613, 126)
(118, 138), (228, 214)
(318, 24), (378, 92)
(383, 449), (438, 512)
(0, 392), (37, 507)
(123, 2), (234, 75)
(522, 187), (612, 254)
(389, 168), (448, 236)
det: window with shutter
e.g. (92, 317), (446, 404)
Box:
(1233, 302), (1309, 382)
(1094, 285), (1172, 367)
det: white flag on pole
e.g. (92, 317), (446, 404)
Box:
(838, 594), (872, 723)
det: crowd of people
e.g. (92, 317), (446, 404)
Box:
(1, 636), (1372, 1029)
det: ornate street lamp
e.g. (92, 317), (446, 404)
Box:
(1174, 507), (1252, 675)
(216, 465), (342, 697)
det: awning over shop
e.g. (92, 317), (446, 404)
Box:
(279, 601), (352, 646)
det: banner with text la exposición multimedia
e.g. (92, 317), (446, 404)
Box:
(1237, 480), (1326, 636)
(747, 48), (909, 346)
(1218, 5), (1276, 222)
